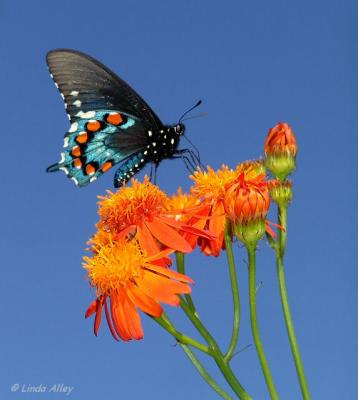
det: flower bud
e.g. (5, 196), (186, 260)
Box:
(268, 179), (293, 207)
(264, 122), (297, 180)
(224, 164), (270, 248)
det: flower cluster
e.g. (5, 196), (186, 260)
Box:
(84, 122), (297, 341)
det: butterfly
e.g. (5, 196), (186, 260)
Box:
(46, 49), (201, 187)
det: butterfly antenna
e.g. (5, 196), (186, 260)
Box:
(181, 112), (208, 122)
(179, 100), (202, 123)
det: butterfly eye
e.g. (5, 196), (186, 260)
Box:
(176, 124), (184, 134)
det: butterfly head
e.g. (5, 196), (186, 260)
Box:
(174, 123), (185, 135)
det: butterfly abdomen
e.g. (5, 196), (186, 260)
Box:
(113, 152), (147, 187)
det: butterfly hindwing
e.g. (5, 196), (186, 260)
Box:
(47, 109), (149, 187)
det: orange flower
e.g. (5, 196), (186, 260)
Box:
(166, 188), (212, 249)
(224, 172), (270, 224)
(264, 122), (297, 179)
(97, 177), (213, 256)
(84, 234), (193, 341)
(224, 162), (270, 246)
(190, 165), (237, 256)
(225, 161), (269, 224)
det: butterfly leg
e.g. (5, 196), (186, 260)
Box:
(153, 163), (159, 185)
(173, 149), (202, 171)
(170, 151), (197, 173)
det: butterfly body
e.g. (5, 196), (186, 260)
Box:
(46, 49), (189, 187)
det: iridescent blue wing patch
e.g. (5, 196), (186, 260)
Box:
(47, 109), (148, 187)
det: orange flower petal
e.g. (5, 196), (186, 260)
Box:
(104, 297), (120, 341)
(127, 286), (163, 317)
(145, 263), (194, 284)
(122, 292), (143, 340)
(110, 291), (132, 341)
(137, 223), (161, 256)
(145, 248), (174, 262)
(94, 297), (103, 336)
(85, 299), (97, 318)
(158, 215), (215, 240)
(115, 225), (136, 241)
(139, 270), (190, 304)
(145, 218), (192, 253)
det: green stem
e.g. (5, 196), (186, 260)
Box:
(180, 344), (233, 400)
(247, 246), (279, 400)
(276, 205), (310, 399)
(278, 205), (287, 255)
(153, 314), (210, 355)
(180, 299), (252, 400)
(175, 252), (197, 313)
(224, 220), (241, 362)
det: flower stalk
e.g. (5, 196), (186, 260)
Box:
(223, 220), (241, 362)
(275, 204), (310, 399)
(175, 252), (197, 313)
(247, 245), (279, 400)
(180, 344), (234, 400)
(180, 299), (252, 400)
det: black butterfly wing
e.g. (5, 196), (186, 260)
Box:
(46, 49), (163, 127)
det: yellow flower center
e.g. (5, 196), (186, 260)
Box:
(83, 238), (146, 296)
(191, 165), (237, 200)
(98, 177), (169, 232)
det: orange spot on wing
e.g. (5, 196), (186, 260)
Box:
(86, 164), (96, 175)
(76, 132), (88, 144)
(87, 121), (101, 132)
(73, 158), (82, 169)
(71, 146), (81, 157)
(101, 161), (113, 172)
(106, 113), (123, 125)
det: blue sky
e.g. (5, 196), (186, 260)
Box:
(1, 0), (357, 399)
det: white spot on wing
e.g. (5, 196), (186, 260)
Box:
(152, 142), (156, 147)
(148, 130), (152, 137)
(73, 100), (82, 107)
(69, 122), (78, 133)
(54, 82), (59, 89)
(59, 152), (65, 163)
(70, 90), (79, 96)
(75, 111), (84, 117)
(144, 150), (148, 155)
(63, 137), (69, 148)
(171, 138), (175, 145)
(60, 93), (65, 100)
(80, 111), (96, 119)
(90, 176), (97, 183)
(71, 177), (79, 185)
(59, 167), (69, 175)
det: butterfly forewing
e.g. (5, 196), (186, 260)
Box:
(47, 49), (163, 127)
